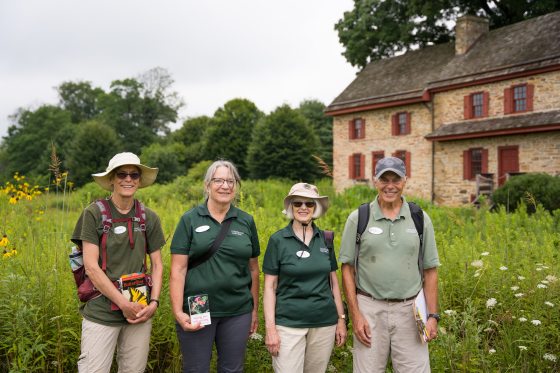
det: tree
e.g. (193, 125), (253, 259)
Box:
(204, 99), (262, 177)
(65, 120), (119, 187)
(140, 142), (188, 183)
(57, 81), (105, 123)
(170, 115), (213, 171)
(1, 106), (73, 178)
(297, 100), (333, 170)
(336, 0), (560, 68)
(246, 105), (320, 181)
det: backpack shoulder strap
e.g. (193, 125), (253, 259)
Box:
(408, 201), (425, 282)
(134, 199), (147, 232)
(354, 202), (370, 291)
(324, 230), (334, 250)
(95, 198), (112, 271)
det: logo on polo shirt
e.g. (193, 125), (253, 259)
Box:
(406, 228), (417, 234)
(231, 230), (244, 236)
(320, 247), (329, 254)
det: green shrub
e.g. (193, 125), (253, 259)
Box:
(492, 173), (560, 213)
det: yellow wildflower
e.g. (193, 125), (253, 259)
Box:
(0, 235), (8, 247)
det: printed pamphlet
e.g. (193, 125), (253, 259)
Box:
(188, 294), (211, 326)
(119, 272), (149, 306)
(413, 288), (429, 343)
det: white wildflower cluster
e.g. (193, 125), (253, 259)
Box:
(518, 345), (528, 351)
(489, 348), (496, 354)
(499, 266), (508, 271)
(543, 353), (557, 362)
(486, 298), (497, 309)
(518, 317), (527, 322)
(514, 293), (525, 298)
(531, 319), (541, 326)
(544, 301), (554, 307)
(541, 280), (550, 284)
(517, 276), (526, 280)
(511, 286), (520, 291)
(481, 252), (490, 256)
(471, 260), (484, 268)
(444, 310), (457, 316)
(327, 363), (337, 372)
(545, 275), (557, 283)
(250, 332), (263, 341)
(537, 284), (548, 289)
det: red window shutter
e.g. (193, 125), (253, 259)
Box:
(360, 154), (365, 178)
(405, 113), (411, 134)
(463, 150), (470, 180)
(482, 92), (489, 117)
(526, 84), (534, 111)
(504, 88), (513, 114)
(481, 149), (489, 173)
(348, 155), (354, 179)
(464, 95), (472, 119)
(348, 120), (354, 139)
(361, 119), (366, 139)
(391, 114), (397, 136)
(405, 151), (411, 177)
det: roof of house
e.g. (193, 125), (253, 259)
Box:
(426, 109), (560, 141)
(327, 11), (560, 114)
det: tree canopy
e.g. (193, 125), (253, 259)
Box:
(335, 0), (560, 68)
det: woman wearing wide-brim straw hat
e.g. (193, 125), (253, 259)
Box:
(71, 152), (166, 372)
(263, 182), (347, 373)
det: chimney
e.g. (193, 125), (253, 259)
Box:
(455, 15), (489, 55)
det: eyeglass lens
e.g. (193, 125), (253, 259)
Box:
(116, 172), (141, 180)
(212, 178), (235, 187)
(293, 201), (316, 208)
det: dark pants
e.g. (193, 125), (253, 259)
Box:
(176, 312), (252, 373)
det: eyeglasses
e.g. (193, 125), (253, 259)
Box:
(378, 178), (403, 186)
(115, 171), (141, 180)
(292, 201), (316, 208)
(211, 178), (236, 187)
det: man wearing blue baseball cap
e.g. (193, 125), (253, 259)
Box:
(339, 157), (440, 372)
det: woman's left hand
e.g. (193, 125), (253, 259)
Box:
(335, 318), (347, 347)
(128, 301), (157, 324)
(249, 309), (259, 336)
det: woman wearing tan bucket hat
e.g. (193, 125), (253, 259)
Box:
(71, 152), (165, 372)
(263, 183), (347, 373)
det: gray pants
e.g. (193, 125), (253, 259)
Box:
(176, 312), (252, 373)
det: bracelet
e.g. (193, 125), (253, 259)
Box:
(149, 299), (160, 308)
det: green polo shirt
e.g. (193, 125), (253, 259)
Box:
(170, 203), (260, 318)
(71, 200), (166, 325)
(263, 222), (338, 328)
(339, 196), (439, 300)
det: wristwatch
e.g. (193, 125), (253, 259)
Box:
(428, 313), (440, 322)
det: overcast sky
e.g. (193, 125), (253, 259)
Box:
(0, 0), (358, 138)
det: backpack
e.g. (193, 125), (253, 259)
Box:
(354, 201), (425, 289)
(72, 198), (150, 302)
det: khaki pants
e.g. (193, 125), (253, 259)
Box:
(78, 318), (152, 373)
(353, 294), (430, 373)
(272, 324), (336, 373)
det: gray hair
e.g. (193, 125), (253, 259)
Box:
(284, 199), (323, 220)
(203, 160), (241, 199)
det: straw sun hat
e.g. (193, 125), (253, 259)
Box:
(92, 152), (158, 191)
(283, 182), (329, 219)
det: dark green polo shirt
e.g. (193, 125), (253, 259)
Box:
(263, 222), (338, 328)
(71, 200), (166, 325)
(170, 203), (260, 318)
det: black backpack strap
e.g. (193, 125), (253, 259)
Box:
(354, 202), (370, 291)
(408, 201), (425, 282)
(188, 219), (233, 270)
(324, 230), (335, 289)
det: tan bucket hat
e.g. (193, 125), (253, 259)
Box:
(283, 182), (329, 219)
(92, 152), (158, 191)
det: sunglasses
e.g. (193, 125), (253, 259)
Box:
(292, 201), (316, 208)
(115, 171), (141, 180)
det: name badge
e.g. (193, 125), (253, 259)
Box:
(296, 251), (311, 258)
(114, 226), (126, 234)
(195, 225), (210, 233)
(369, 227), (383, 235)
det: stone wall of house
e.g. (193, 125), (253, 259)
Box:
(332, 103), (434, 200)
(433, 70), (560, 126)
(433, 132), (560, 206)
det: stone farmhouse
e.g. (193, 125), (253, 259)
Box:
(326, 11), (560, 206)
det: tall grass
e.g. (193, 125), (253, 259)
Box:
(0, 176), (558, 372)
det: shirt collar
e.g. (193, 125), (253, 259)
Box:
(197, 202), (239, 220)
(280, 220), (320, 239)
(372, 195), (409, 221)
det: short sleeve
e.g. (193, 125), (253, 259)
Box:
(338, 209), (359, 264)
(170, 215), (192, 255)
(421, 212), (440, 269)
(249, 216), (260, 258)
(262, 236), (279, 275)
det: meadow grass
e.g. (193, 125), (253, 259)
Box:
(0, 176), (558, 372)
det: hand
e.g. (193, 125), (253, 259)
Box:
(352, 312), (371, 347)
(121, 301), (145, 322)
(128, 301), (157, 324)
(249, 309), (258, 336)
(426, 318), (438, 342)
(335, 318), (347, 347)
(265, 326), (280, 356)
(175, 311), (204, 332)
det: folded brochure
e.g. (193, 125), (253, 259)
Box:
(188, 294), (211, 326)
(413, 288), (429, 343)
(119, 272), (149, 306)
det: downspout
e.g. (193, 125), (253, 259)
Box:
(422, 98), (435, 204)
